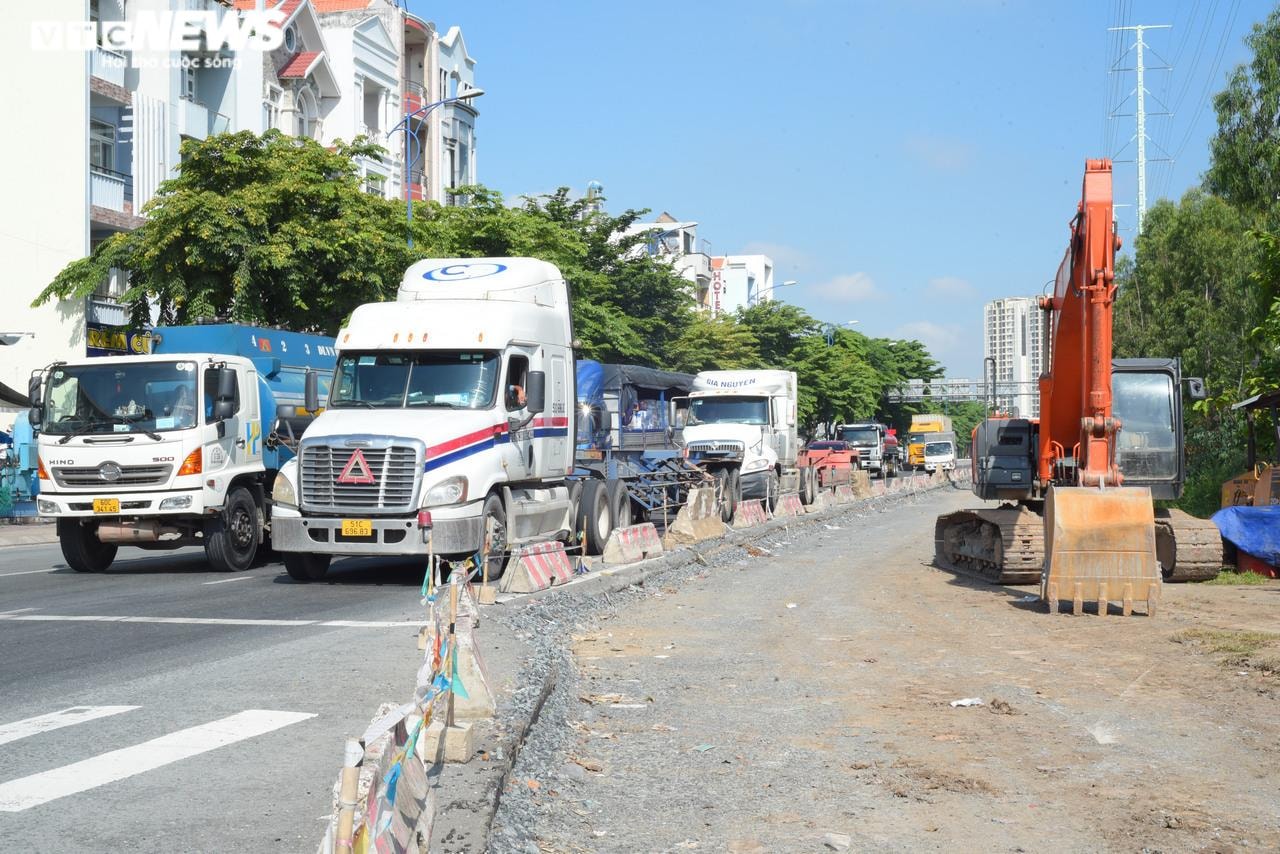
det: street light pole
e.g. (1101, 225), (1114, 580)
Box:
(749, 279), (798, 306)
(387, 88), (485, 248)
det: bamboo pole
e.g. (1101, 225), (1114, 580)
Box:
(334, 737), (362, 854)
(447, 571), (459, 728)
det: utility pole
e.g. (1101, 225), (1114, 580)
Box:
(1108, 24), (1170, 236)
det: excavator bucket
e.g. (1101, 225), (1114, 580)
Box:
(1041, 486), (1160, 616)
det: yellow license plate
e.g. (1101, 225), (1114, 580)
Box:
(92, 498), (120, 514)
(341, 519), (372, 537)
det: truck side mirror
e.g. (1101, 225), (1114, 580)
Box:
(27, 375), (41, 407)
(1185, 377), (1207, 400)
(211, 367), (236, 421)
(304, 369), (320, 414)
(525, 371), (546, 414)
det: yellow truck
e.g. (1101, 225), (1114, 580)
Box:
(906, 414), (952, 470)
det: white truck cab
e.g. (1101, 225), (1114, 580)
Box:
(683, 370), (799, 520)
(923, 435), (957, 473)
(271, 258), (577, 582)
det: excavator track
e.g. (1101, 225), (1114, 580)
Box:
(934, 504), (1044, 585)
(1155, 508), (1224, 582)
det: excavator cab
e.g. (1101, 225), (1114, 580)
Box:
(1112, 358), (1186, 499)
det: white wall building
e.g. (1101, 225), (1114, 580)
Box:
(711, 254), (774, 316)
(983, 296), (1046, 418)
(432, 26), (479, 202)
(622, 213), (713, 309)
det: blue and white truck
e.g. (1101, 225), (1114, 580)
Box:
(30, 324), (335, 572)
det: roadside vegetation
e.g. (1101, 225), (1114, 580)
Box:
(1115, 8), (1280, 516)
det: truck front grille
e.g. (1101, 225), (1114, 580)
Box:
(299, 440), (422, 514)
(687, 441), (745, 455)
(52, 464), (172, 489)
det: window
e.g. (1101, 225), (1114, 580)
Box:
(284, 24), (297, 53)
(262, 85), (282, 130)
(505, 356), (529, 411)
(89, 120), (115, 172)
(182, 64), (197, 102)
(363, 173), (386, 196)
(330, 352), (499, 409)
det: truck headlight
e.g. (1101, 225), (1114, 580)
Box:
(743, 458), (769, 473)
(425, 475), (468, 507)
(37, 499), (58, 514)
(272, 474), (297, 508)
(159, 495), (192, 510)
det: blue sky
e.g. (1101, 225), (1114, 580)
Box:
(409, 0), (1272, 377)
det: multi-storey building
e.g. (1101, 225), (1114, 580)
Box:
(711, 254), (775, 316)
(1, 0), (477, 425)
(983, 296), (1046, 417)
(623, 213), (713, 309)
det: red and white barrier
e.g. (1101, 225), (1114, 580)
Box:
(732, 499), (769, 529)
(833, 485), (856, 503)
(499, 541), (575, 593)
(602, 522), (665, 565)
(774, 493), (804, 518)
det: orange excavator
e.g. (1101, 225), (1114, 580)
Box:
(935, 159), (1222, 614)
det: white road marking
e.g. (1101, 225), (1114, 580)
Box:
(0, 569), (57, 578)
(0, 709), (316, 812)
(0, 706), (140, 747)
(202, 576), (259, 586)
(0, 613), (423, 629)
(0, 607), (35, 615)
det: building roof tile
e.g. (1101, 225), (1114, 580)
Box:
(277, 50), (320, 78)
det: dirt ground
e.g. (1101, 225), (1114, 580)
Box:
(504, 487), (1280, 853)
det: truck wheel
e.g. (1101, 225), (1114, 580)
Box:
(284, 553), (331, 582)
(799, 468), (816, 506)
(608, 479), (632, 530)
(766, 470), (780, 513)
(576, 479), (611, 555)
(204, 486), (258, 572)
(479, 493), (509, 581)
(716, 467), (740, 523)
(57, 518), (116, 573)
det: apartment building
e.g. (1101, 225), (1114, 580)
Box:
(983, 296), (1046, 418)
(0, 0), (478, 421)
(623, 213), (713, 309)
(712, 254), (775, 316)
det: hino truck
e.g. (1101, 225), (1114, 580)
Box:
(906, 413), (952, 470)
(836, 421), (898, 478)
(683, 370), (799, 521)
(31, 324), (335, 573)
(270, 258), (577, 582)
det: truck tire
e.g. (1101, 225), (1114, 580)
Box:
(766, 469), (780, 513)
(283, 552), (331, 582)
(204, 486), (258, 572)
(57, 519), (116, 573)
(576, 479), (611, 555)
(799, 468), (816, 506)
(478, 492), (509, 581)
(715, 467), (740, 523)
(608, 479), (632, 530)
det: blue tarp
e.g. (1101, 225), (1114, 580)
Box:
(576, 360), (605, 408)
(1212, 505), (1280, 564)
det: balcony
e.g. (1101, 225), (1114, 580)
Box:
(407, 168), (427, 201)
(178, 99), (230, 139)
(91, 47), (126, 88)
(90, 167), (130, 213)
(676, 251), (712, 281)
(403, 79), (426, 114)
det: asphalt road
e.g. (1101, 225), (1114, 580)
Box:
(0, 543), (430, 852)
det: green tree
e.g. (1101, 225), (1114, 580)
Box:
(1206, 7), (1280, 218)
(36, 131), (412, 332)
(667, 313), (760, 373)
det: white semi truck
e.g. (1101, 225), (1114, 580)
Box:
(682, 370), (800, 521)
(31, 325), (335, 572)
(271, 258), (578, 582)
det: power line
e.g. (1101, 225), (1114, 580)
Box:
(1110, 24), (1172, 235)
(1169, 0), (1242, 171)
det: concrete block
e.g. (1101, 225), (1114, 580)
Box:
(732, 499), (768, 529)
(662, 487), (726, 547)
(499, 541), (574, 593)
(417, 719), (476, 764)
(774, 493), (804, 518)
(602, 522), (664, 565)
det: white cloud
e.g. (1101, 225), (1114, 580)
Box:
(812, 272), (881, 303)
(903, 134), (976, 173)
(925, 276), (975, 299)
(892, 320), (965, 369)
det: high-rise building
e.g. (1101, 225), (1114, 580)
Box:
(983, 296), (1046, 418)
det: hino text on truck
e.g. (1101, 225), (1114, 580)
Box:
(271, 258), (576, 582)
(32, 325), (336, 573)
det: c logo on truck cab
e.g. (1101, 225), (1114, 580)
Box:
(422, 263), (508, 282)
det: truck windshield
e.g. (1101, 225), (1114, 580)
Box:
(925, 442), (953, 456)
(688, 396), (768, 425)
(1113, 371), (1177, 480)
(330, 351), (498, 409)
(839, 427), (879, 445)
(42, 360), (200, 435)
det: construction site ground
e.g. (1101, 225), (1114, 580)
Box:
(488, 485), (1280, 853)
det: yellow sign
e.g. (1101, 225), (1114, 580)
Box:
(92, 498), (120, 514)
